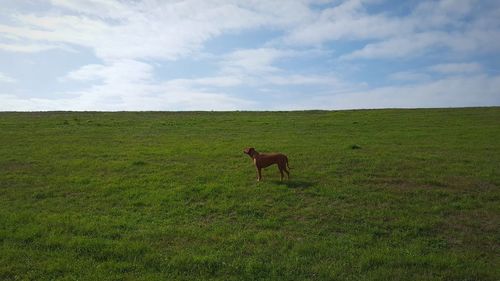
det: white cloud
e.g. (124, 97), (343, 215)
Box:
(1, 1), (499, 111)
(219, 47), (343, 86)
(50, 0), (135, 19)
(0, 14), (112, 50)
(340, 25), (500, 60)
(0, 1), (314, 61)
(2, 0), (498, 62)
(0, 42), (71, 53)
(288, 74), (500, 110)
(411, 0), (474, 29)
(340, 32), (445, 60)
(0, 72), (16, 83)
(167, 76), (243, 88)
(266, 74), (341, 86)
(0, 84), (253, 112)
(221, 48), (297, 75)
(23, 60), (253, 111)
(2, 71), (499, 111)
(388, 71), (430, 82)
(283, 0), (500, 60)
(284, 0), (410, 45)
(428, 62), (483, 74)
(65, 60), (154, 83)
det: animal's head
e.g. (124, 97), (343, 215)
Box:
(243, 147), (255, 156)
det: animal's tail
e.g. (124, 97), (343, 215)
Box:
(286, 156), (292, 169)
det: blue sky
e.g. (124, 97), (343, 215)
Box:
(0, 0), (499, 111)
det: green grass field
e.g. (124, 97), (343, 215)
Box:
(1, 108), (499, 280)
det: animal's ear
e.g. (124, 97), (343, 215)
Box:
(249, 147), (255, 152)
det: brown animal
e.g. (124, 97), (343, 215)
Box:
(243, 147), (290, 181)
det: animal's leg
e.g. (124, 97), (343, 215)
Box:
(279, 162), (289, 180)
(279, 166), (284, 181)
(257, 167), (262, 181)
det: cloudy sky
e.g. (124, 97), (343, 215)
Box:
(1, 0), (499, 111)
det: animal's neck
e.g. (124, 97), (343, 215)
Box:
(251, 151), (260, 159)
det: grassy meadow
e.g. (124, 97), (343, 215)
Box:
(0, 108), (499, 280)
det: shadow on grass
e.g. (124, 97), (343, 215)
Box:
(272, 180), (315, 189)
